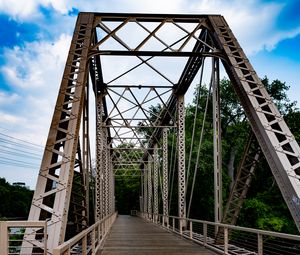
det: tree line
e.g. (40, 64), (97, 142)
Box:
(0, 178), (33, 219)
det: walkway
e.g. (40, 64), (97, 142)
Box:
(98, 215), (217, 255)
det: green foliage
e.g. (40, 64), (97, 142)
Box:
(262, 76), (297, 114)
(184, 76), (299, 234)
(220, 76), (299, 233)
(115, 176), (140, 215)
(0, 178), (33, 219)
(113, 143), (142, 215)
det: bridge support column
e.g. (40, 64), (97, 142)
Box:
(103, 128), (109, 218)
(212, 57), (222, 231)
(153, 144), (159, 223)
(95, 94), (105, 221)
(147, 161), (153, 220)
(82, 85), (90, 226)
(140, 170), (144, 214)
(108, 152), (114, 215)
(143, 167), (148, 218)
(162, 128), (169, 227)
(177, 95), (186, 228)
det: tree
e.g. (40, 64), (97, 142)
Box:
(0, 178), (33, 219)
(183, 76), (299, 233)
(113, 143), (142, 214)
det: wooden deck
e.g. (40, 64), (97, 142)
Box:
(98, 215), (217, 255)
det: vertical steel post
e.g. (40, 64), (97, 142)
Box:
(143, 167), (148, 216)
(112, 161), (115, 214)
(148, 161), (153, 219)
(82, 84), (89, 225)
(212, 57), (222, 228)
(111, 161), (114, 214)
(162, 128), (169, 226)
(140, 171), (144, 213)
(108, 152), (113, 215)
(103, 136), (109, 217)
(258, 233), (263, 255)
(177, 95), (186, 226)
(153, 144), (159, 222)
(95, 94), (104, 221)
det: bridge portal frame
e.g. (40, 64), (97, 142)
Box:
(25, 12), (300, 253)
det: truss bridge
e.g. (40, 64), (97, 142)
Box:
(1, 12), (300, 255)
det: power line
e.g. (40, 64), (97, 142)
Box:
(0, 156), (40, 167)
(0, 130), (44, 172)
(0, 160), (38, 169)
(0, 149), (41, 160)
(0, 144), (42, 157)
(0, 131), (44, 148)
(0, 138), (42, 153)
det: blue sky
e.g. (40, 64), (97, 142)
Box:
(0, 0), (299, 189)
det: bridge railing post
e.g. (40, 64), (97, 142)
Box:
(0, 221), (8, 254)
(179, 218), (183, 235)
(98, 222), (101, 244)
(82, 235), (87, 255)
(44, 221), (48, 255)
(105, 219), (108, 234)
(91, 228), (95, 253)
(224, 227), (228, 255)
(165, 216), (169, 228)
(173, 218), (175, 232)
(203, 222), (207, 246)
(258, 233), (263, 255)
(189, 221), (193, 240)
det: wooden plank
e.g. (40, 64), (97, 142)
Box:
(98, 215), (216, 255)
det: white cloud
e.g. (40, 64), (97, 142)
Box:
(0, 0), (70, 19)
(0, 0), (39, 19)
(0, 92), (19, 105)
(0, 0), (299, 188)
(2, 33), (71, 89)
(1, 33), (71, 145)
(0, 33), (72, 187)
(0, 111), (25, 124)
(2, 0), (299, 54)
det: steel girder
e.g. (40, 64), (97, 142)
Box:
(162, 128), (169, 225)
(208, 16), (300, 230)
(212, 58), (222, 227)
(147, 162), (153, 218)
(27, 12), (300, 253)
(177, 95), (186, 220)
(95, 94), (104, 221)
(143, 167), (148, 214)
(153, 144), (159, 222)
(26, 13), (94, 251)
(222, 132), (261, 226)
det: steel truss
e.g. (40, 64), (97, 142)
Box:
(223, 132), (261, 226)
(26, 12), (300, 252)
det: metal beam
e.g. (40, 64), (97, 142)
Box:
(25, 13), (94, 251)
(212, 57), (222, 228)
(177, 95), (186, 221)
(162, 128), (169, 226)
(209, 15), (300, 231)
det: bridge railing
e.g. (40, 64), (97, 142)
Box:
(53, 212), (117, 255)
(139, 213), (300, 255)
(0, 220), (47, 254)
